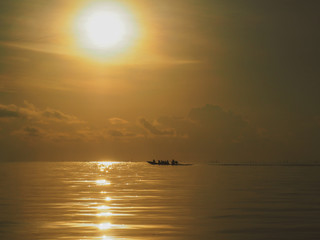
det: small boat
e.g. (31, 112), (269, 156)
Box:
(147, 161), (192, 166)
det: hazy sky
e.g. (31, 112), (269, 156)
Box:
(0, 0), (319, 162)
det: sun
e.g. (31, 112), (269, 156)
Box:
(83, 10), (126, 49)
(73, 2), (139, 57)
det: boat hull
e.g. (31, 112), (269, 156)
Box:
(147, 161), (192, 166)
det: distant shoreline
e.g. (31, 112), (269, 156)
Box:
(209, 163), (320, 167)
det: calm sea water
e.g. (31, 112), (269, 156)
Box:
(0, 162), (319, 240)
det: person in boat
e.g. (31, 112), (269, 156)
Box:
(171, 159), (179, 165)
(152, 159), (156, 164)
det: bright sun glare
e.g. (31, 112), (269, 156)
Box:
(73, 2), (138, 57)
(83, 11), (126, 49)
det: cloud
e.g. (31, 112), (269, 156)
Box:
(139, 118), (175, 136)
(108, 130), (124, 137)
(0, 101), (90, 142)
(23, 126), (42, 137)
(157, 104), (255, 143)
(145, 104), (271, 162)
(187, 104), (252, 142)
(0, 101), (83, 124)
(108, 129), (137, 137)
(0, 104), (21, 118)
(0, 101), (146, 145)
(16, 126), (43, 137)
(108, 117), (129, 125)
(42, 108), (80, 123)
(2, 102), (317, 163)
(106, 117), (144, 139)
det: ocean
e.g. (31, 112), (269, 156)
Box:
(0, 162), (319, 240)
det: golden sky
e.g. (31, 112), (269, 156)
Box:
(0, 0), (319, 162)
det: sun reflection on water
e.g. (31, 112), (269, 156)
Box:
(99, 222), (112, 230)
(97, 212), (113, 217)
(97, 205), (110, 210)
(0, 161), (208, 240)
(96, 161), (119, 172)
(96, 179), (111, 185)
(89, 162), (130, 239)
(102, 235), (114, 240)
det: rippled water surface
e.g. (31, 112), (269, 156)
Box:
(0, 162), (320, 240)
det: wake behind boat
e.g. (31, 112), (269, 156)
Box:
(147, 160), (192, 166)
